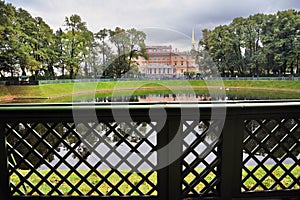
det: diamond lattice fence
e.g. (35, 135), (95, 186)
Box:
(6, 121), (158, 196)
(242, 118), (300, 192)
(181, 120), (222, 198)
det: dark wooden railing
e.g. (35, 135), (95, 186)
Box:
(0, 102), (299, 200)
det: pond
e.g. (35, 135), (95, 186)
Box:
(33, 120), (300, 171)
(6, 90), (300, 171)
(79, 91), (300, 103)
(4, 86), (300, 104)
(36, 133), (299, 171)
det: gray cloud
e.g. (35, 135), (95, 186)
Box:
(6, 0), (300, 47)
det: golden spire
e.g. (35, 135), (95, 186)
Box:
(191, 28), (195, 48)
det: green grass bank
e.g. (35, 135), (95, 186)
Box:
(0, 80), (300, 103)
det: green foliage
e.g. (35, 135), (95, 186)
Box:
(0, 2), (147, 80)
(103, 27), (147, 78)
(198, 10), (300, 77)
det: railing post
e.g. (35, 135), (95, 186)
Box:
(219, 109), (244, 199)
(0, 121), (10, 200)
(157, 118), (169, 200)
(167, 116), (182, 200)
(157, 112), (182, 200)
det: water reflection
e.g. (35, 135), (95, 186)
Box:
(7, 93), (300, 171)
(85, 94), (231, 103)
(82, 93), (287, 103)
(30, 119), (300, 171)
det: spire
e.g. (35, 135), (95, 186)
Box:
(191, 28), (195, 49)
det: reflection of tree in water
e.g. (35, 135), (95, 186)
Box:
(8, 119), (299, 170)
(244, 119), (300, 158)
(8, 121), (149, 169)
(7, 123), (64, 170)
(88, 93), (273, 103)
(197, 119), (300, 159)
(198, 121), (220, 144)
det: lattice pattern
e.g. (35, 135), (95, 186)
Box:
(181, 120), (222, 198)
(242, 118), (300, 192)
(6, 121), (158, 196)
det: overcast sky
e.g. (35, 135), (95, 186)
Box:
(5, 0), (300, 49)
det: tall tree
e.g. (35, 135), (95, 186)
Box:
(230, 17), (246, 75)
(243, 14), (265, 76)
(94, 28), (113, 77)
(261, 14), (277, 75)
(54, 28), (65, 77)
(274, 10), (299, 75)
(30, 17), (55, 79)
(0, 1), (17, 77)
(63, 14), (88, 79)
(107, 27), (128, 78)
(81, 30), (94, 77)
(15, 8), (36, 76)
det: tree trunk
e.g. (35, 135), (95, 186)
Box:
(296, 53), (299, 75)
(70, 67), (74, 79)
(61, 67), (64, 78)
(290, 61), (294, 75)
(34, 70), (39, 80)
(21, 67), (26, 76)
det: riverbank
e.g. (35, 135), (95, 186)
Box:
(0, 80), (300, 103)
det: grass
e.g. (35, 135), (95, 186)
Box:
(10, 164), (300, 196)
(241, 164), (300, 191)
(0, 80), (300, 103)
(11, 169), (157, 196)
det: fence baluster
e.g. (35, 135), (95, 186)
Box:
(0, 122), (10, 200)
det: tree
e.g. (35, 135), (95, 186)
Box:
(106, 27), (128, 78)
(53, 28), (65, 77)
(32, 17), (56, 79)
(81, 30), (94, 77)
(199, 10), (300, 77)
(196, 48), (218, 77)
(0, 1), (58, 80)
(0, 1), (18, 77)
(242, 14), (266, 76)
(63, 14), (89, 79)
(230, 17), (246, 75)
(204, 25), (238, 76)
(126, 28), (148, 70)
(15, 8), (40, 77)
(273, 10), (299, 75)
(104, 27), (147, 78)
(261, 14), (278, 75)
(93, 29), (112, 78)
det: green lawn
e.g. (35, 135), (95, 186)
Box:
(11, 169), (157, 196)
(10, 164), (300, 196)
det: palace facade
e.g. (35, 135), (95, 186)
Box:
(137, 45), (197, 79)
